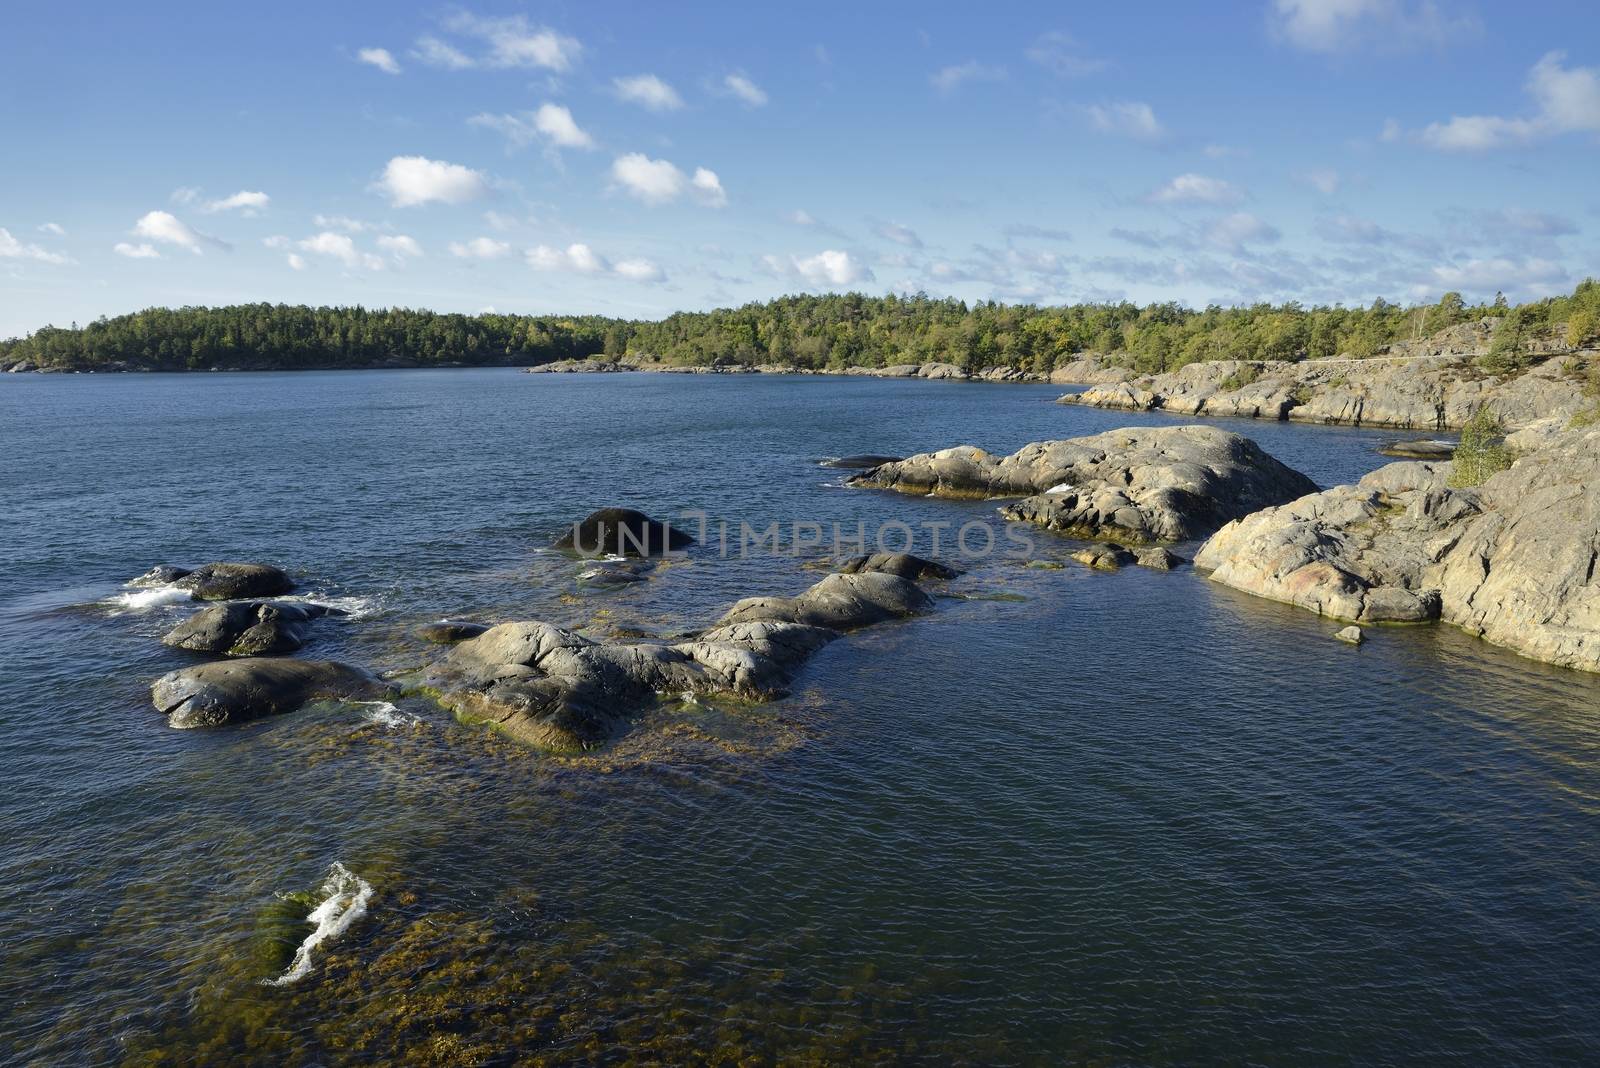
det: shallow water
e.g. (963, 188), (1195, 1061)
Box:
(2, 370), (1598, 1065)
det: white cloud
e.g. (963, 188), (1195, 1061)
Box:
(449, 236), (512, 259)
(788, 210), (819, 226)
(1086, 100), (1165, 140)
(376, 234), (422, 259)
(1300, 168), (1342, 195)
(873, 221), (923, 248)
(472, 105), (593, 150)
(311, 214), (372, 233)
(357, 47), (401, 74)
(610, 154), (726, 207)
(287, 253), (307, 271)
(527, 242), (607, 273)
(376, 156), (489, 207)
(766, 249), (873, 287)
(723, 73), (768, 107)
(262, 235), (291, 249)
(0, 227), (70, 264)
(612, 74), (683, 111)
(1146, 173), (1241, 205)
(133, 210), (220, 253)
(1269, 0), (1479, 54)
(931, 60), (1006, 93)
(1205, 212), (1281, 251)
(112, 242), (160, 260)
(1430, 256), (1567, 295)
(298, 231), (385, 270)
(1025, 31), (1109, 77)
(411, 36), (474, 70)
(1414, 51), (1600, 151)
(202, 190), (270, 215)
(434, 12), (581, 71)
(169, 186), (200, 205)
(38, 222), (65, 236)
(613, 257), (665, 282)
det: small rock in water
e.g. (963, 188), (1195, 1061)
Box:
(130, 565), (193, 587)
(416, 620), (492, 644)
(1134, 547), (1186, 571)
(168, 562), (294, 601)
(553, 508), (694, 557)
(162, 600), (333, 656)
(1335, 625), (1365, 645)
(1377, 440), (1455, 460)
(151, 658), (397, 727)
(819, 454), (903, 470)
(1070, 544), (1137, 571)
(836, 551), (960, 580)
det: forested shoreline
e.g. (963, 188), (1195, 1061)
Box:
(4, 282), (1597, 375)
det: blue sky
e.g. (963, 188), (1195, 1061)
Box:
(2, 0), (1597, 338)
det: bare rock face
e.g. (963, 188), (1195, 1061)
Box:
(161, 601), (337, 656)
(1197, 428), (1600, 673)
(1195, 461), (1468, 623)
(430, 571), (933, 751)
(1061, 349), (1595, 432)
(151, 659), (395, 728)
(852, 426), (1316, 544)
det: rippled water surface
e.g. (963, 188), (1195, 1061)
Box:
(2, 370), (1598, 1065)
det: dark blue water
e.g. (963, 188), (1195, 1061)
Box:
(2, 370), (1598, 1065)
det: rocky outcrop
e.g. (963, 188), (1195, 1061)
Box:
(525, 359), (632, 374)
(836, 552), (960, 580)
(128, 562), (294, 600)
(552, 508), (694, 557)
(820, 454), (904, 470)
(1196, 429), (1600, 672)
(161, 601), (338, 656)
(428, 571), (932, 750)
(1062, 350), (1594, 432)
(151, 659), (395, 728)
(851, 426), (1316, 543)
(1070, 544), (1136, 570)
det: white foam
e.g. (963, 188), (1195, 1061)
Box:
(107, 584), (193, 611)
(278, 594), (379, 619)
(355, 701), (420, 729)
(266, 862), (373, 987)
(1044, 482), (1076, 495)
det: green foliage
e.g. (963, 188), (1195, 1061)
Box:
(1479, 308), (1533, 374)
(1448, 407), (1513, 488)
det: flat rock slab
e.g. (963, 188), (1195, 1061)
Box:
(851, 425), (1316, 543)
(151, 659), (396, 728)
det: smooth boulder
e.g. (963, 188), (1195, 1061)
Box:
(1070, 544), (1137, 571)
(151, 659), (396, 728)
(836, 552), (960, 580)
(161, 601), (336, 656)
(552, 508), (694, 557)
(171, 562), (295, 600)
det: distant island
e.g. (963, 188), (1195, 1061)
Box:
(3, 283), (1597, 378)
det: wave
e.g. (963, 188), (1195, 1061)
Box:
(354, 701), (420, 729)
(106, 584), (193, 612)
(266, 862), (373, 987)
(276, 593), (380, 619)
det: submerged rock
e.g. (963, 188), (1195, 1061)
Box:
(1070, 544), (1137, 571)
(151, 659), (396, 727)
(416, 620), (492, 644)
(429, 571), (932, 750)
(161, 601), (337, 656)
(819, 454), (904, 470)
(1134, 547), (1186, 570)
(552, 508), (695, 557)
(1335, 626), (1365, 645)
(836, 551), (961, 580)
(167, 562), (295, 601)
(852, 425), (1316, 543)
(1377, 439), (1455, 460)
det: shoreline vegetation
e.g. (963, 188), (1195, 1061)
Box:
(5, 283), (1598, 379)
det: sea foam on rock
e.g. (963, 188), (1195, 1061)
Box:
(131, 562), (294, 601)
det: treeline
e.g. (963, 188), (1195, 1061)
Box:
(4, 282), (1598, 374)
(0, 305), (619, 371)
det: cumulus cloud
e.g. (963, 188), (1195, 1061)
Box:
(612, 74), (683, 111)
(1025, 31), (1109, 77)
(416, 12), (581, 71)
(1269, 0), (1479, 54)
(873, 221), (924, 248)
(1086, 100), (1165, 140)
(202, 190), (270, 215)
(133, 210), (224, 253)
(1, 227), (70, 264)
(470, 104), (595, 151)
(357, 47), (401, 74)
(764, 249), (874, 287)
(38, 222), (65, 236)
(1146, 173), (1241, 205)
(524, 242), (665, 282)
(112, 242), (161, 259)
(287, 253), (307, 270)
(1205, 212), (1281, 251)
(931, 60), (1006, 93)
(610, 154), (727, 206)
(376, 156), (489, 207)
(722, 73), (768, 107)
(449, 236), (512, 259)
(311, 214), (373, 233)
(1415, 51), (1600, 151)
(613, 257), (665, 282)
(376, 234), (422, 259)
